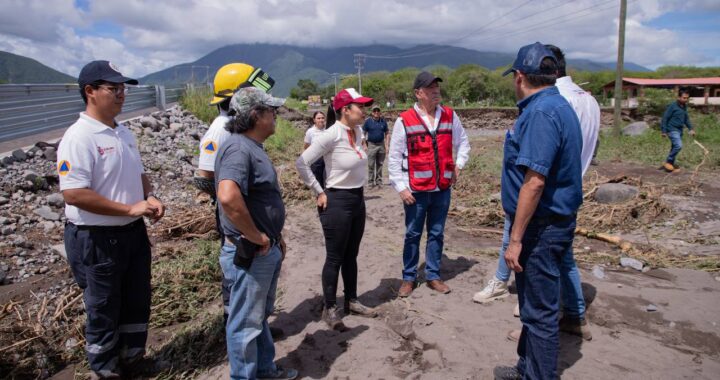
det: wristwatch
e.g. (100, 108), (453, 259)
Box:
(145, 192), (159, 201)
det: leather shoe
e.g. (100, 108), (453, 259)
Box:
(398, 281), (414, 298)
(427, 279), (451, 294)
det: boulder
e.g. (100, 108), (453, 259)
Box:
(42, 147), (57, 161)
(622, 121), (649, 136)
(34, 206), (60, 221)
(140, 116), (161, 131)
(620, 257), (644, 271)
(594, 183), (638, 204)
(46, 193), (65, 208)
(12, 149), (27, 162)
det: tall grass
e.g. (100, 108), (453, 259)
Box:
(266, 118), (304, 162)
(180, 86), (218, 124)
(597, 111), (719, 169)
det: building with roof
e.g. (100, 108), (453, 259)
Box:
(602, 77), (720, 107)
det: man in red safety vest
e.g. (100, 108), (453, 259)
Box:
(388, 71), (471, 297)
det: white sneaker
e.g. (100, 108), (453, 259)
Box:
(513, 302), (520, 317)
(472, 277), (509, 303)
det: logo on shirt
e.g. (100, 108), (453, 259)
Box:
(203, 140), (217, 154)
(97, 146), (116, 156)
(58, 160), (71, 176)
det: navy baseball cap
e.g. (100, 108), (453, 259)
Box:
(502, 42), (557, 76)
(78, 60), (138, 88)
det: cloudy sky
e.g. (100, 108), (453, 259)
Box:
(1, 0), (718, 78)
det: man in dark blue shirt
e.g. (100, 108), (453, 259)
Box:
(493, 42), (583, 380)
(661, 88), (695, 172)
(362, 106), (389, 186)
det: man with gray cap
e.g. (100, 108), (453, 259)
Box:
(388, 71), (470, 297)
(58, 60), (164, 379)
(493, 42), (583, 380)
(215, 87), (298, 379)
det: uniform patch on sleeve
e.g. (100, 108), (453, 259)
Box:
(58, 160), (71, 176)
(203, 140), (217, 154)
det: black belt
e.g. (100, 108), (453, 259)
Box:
(68, 218), (145, 232)
(326, 187), (364, 194)
(224, 234), (281, 248)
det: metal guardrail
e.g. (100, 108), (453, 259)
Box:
(0, 84), (189, 142)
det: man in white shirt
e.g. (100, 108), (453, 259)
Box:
(388, 72), (471, 297)
(58, 60), (165, 379)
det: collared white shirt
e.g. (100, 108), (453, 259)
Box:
(555, 76), (601, 176)
(388, 103), (471, 193)
(198, 110), (230, 171)
(58, 112), (145, 226)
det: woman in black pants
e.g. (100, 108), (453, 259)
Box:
(296, 88), (378, 330)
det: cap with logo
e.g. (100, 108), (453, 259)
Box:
(332, 88), (374, 111)
(78, 60), (138, 88)
(502, 42), (557, 76)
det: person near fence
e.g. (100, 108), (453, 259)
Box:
(362, 106), (389, 187)
(304, 111), (328, 188)
(296, 88), (379, 331)
(492, 42), (583, 380)
(58, 60), (165, 379)
(661, 87), (696, 172)
(388, 71), (470, 298)
(215, 87), (298, 380)
(191, 63), (281, 337)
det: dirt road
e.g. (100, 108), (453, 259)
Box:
(197, 183), (720, 380)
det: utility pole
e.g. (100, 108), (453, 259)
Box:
(353, 54), (366, 94)
(331, 73), (339, 94)
(613, 0), (627, 136)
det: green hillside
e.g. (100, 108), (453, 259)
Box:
(0, 51), (75, 84)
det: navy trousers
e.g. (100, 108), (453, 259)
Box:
(65, 218), (152, 374)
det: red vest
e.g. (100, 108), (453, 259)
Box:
(400, 106), (455, 192)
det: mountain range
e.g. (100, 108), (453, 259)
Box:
(1, 44), (651, 95)
(140, 43), (651, 96)
(0, 51), (76, 84)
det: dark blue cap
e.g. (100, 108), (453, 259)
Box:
(78, 60), (138, 88)
(502, 42), (557, 77)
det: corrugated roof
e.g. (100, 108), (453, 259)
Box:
(607, 77), (720, 87)
(624, 77), (720, 85)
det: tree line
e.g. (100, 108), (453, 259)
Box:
(289, 65), (720, 109)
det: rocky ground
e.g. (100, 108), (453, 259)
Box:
(1, 105), (718, 379)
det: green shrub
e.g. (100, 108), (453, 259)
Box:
(637, 88), (675, 117)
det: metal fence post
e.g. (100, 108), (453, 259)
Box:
(155, 85), (166, 110)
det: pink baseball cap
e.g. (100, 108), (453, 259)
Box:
(332, 88), (374, 111)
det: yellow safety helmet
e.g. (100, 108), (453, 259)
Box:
(209, 63), (275, 105)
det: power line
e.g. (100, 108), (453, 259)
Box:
(367, 0), (535, 59)
(353, 54), (366, 93)
(364, 0), (618, 60)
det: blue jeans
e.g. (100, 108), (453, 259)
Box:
(666, 130), (683, 164)
(220, 242), (236, 316)
(225, 244), (282, 380)
(515, 216), (577, 380)
(495, 216), (586, 320)
(402, 189), (451, 282)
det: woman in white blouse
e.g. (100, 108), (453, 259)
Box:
(304, 111), (327, 187)
(296, 88), (377, 330)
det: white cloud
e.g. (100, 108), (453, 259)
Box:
(0, 0), (717, 78)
